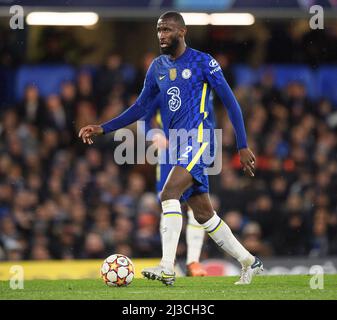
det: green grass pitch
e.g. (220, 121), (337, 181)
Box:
(1, 275), (336, 300)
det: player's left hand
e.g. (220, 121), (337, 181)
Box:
(239, 148), (256, 177)
(152, 133), (168, 149)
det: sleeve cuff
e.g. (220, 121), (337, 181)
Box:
(100, 124), (107, 135)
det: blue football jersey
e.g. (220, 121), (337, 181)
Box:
(143, 47), (224, 141)
(102, 46), (247, 150)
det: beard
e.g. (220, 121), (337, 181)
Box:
(160, 37), (180, 55)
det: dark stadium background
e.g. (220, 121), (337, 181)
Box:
(0, 0), (337, 278)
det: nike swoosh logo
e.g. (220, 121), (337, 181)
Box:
(251, 259), (262, 268)
(159, 75), (166, 80)
(161, 272), (174, 278)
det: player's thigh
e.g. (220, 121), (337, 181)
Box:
(161, 165), (194, 200)
(186, 193), (214, 223)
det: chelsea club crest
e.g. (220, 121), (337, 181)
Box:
(182, 69), (192, 79)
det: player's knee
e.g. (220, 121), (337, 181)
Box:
(160, 184), (180, 202)
(192, 209), (213, 225)
(193, 213), (207, 225)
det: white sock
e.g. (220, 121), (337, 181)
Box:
(186, 208), (205, 265)
(202, 212), (254, 267)
(159, 213), (164, 250)
(160, 199), (183, 272)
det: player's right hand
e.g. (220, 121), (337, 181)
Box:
(78, 125), (104, 144)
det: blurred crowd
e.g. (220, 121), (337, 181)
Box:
(2, 21), (337, 68)
(0, 50), (337, 263)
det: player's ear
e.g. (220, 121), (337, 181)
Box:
(180, 27), (187, 37)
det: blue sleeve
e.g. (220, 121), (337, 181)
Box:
(143, 113), (153, 136)
(101, 61), (159, 134)
(202, 55), (247, 150)
(141, 95), (160, 135)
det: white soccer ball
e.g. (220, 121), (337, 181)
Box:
(100, 254), (135, 287)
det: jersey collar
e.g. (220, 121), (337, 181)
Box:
(167, 46), (191, 63)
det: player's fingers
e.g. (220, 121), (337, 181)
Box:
(249, 154), (255, 163)
(245, 165), (254, 177)
(244, 163), (254, 177)
(81, 129), (90, 139)
(84, 127), (94, 135)
(82, 136), (88, 144)
(79, 127), (87, 138)
(245, 160), (255, 172)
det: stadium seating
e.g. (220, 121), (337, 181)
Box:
(1, 64), (336, 107)
(232, 65), (259, 86)
(262, 65), (317, 99)
(233, 64), (336, 103)
(0, 67), (16, 107)
(15, 65), (76, 100)
(317, 66), (337, 105)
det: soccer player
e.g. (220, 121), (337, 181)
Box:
(79, 11), (263, 285)
(144, 97), (209, 277)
